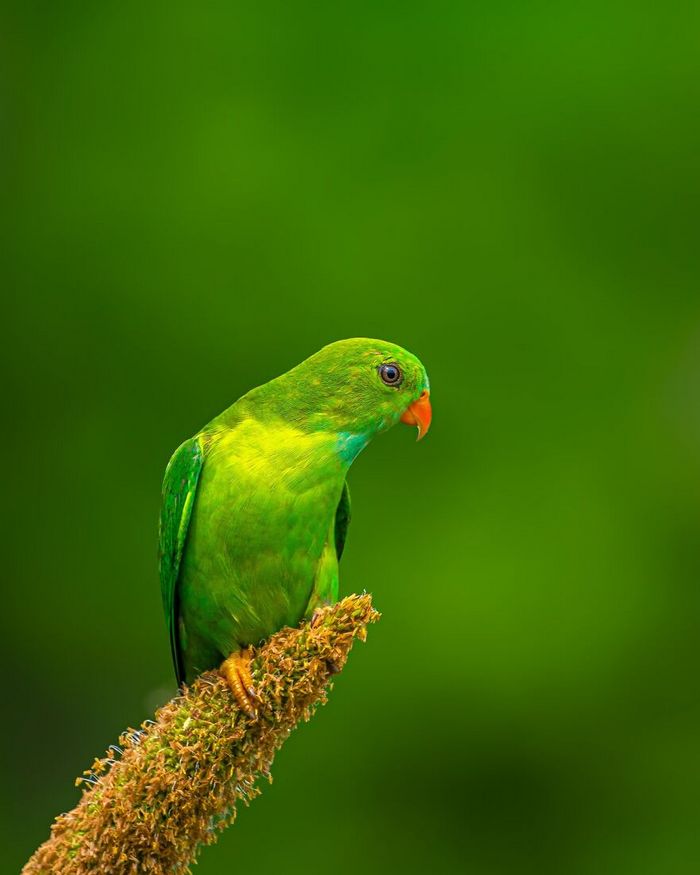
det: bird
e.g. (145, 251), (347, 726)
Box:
(159, 338), (431, 715)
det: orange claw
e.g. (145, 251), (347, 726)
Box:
(220, 648), (258, 718)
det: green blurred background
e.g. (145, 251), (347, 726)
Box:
(3, 2), (700, 872)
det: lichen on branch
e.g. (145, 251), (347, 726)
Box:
(24, 593), (379, 875)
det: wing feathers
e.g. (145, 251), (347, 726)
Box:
(159, 436), (204, 686)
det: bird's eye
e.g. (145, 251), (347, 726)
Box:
(379, 363), (403, 386)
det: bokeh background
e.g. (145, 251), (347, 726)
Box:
(3, 2), (700, 872)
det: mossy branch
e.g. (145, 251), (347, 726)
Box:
(24, 594), (379, 875)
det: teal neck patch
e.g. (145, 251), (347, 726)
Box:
(336, 431), (369, 465)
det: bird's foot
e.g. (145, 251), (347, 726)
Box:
(220, 648), (258, 718)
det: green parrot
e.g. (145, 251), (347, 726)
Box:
(159, 338), (431, 713)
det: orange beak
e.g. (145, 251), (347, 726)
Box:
(400, 389), (432, 440)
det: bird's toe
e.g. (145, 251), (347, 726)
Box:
(220, 648), (258, 718)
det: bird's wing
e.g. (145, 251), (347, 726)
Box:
(159, 435), (205, 687)
(334, 480), (351, 561)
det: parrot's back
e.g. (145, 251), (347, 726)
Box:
(170, 415), (348, 682)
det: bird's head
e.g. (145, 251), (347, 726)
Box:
(275, 338), (431, 451)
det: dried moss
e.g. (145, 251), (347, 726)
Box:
(24, 594), (379, 874)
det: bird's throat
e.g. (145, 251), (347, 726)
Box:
(336, 431), (370, 465)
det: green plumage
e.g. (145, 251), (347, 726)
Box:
(159, 338), (429, 685)
(159, 437), (204, 684)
